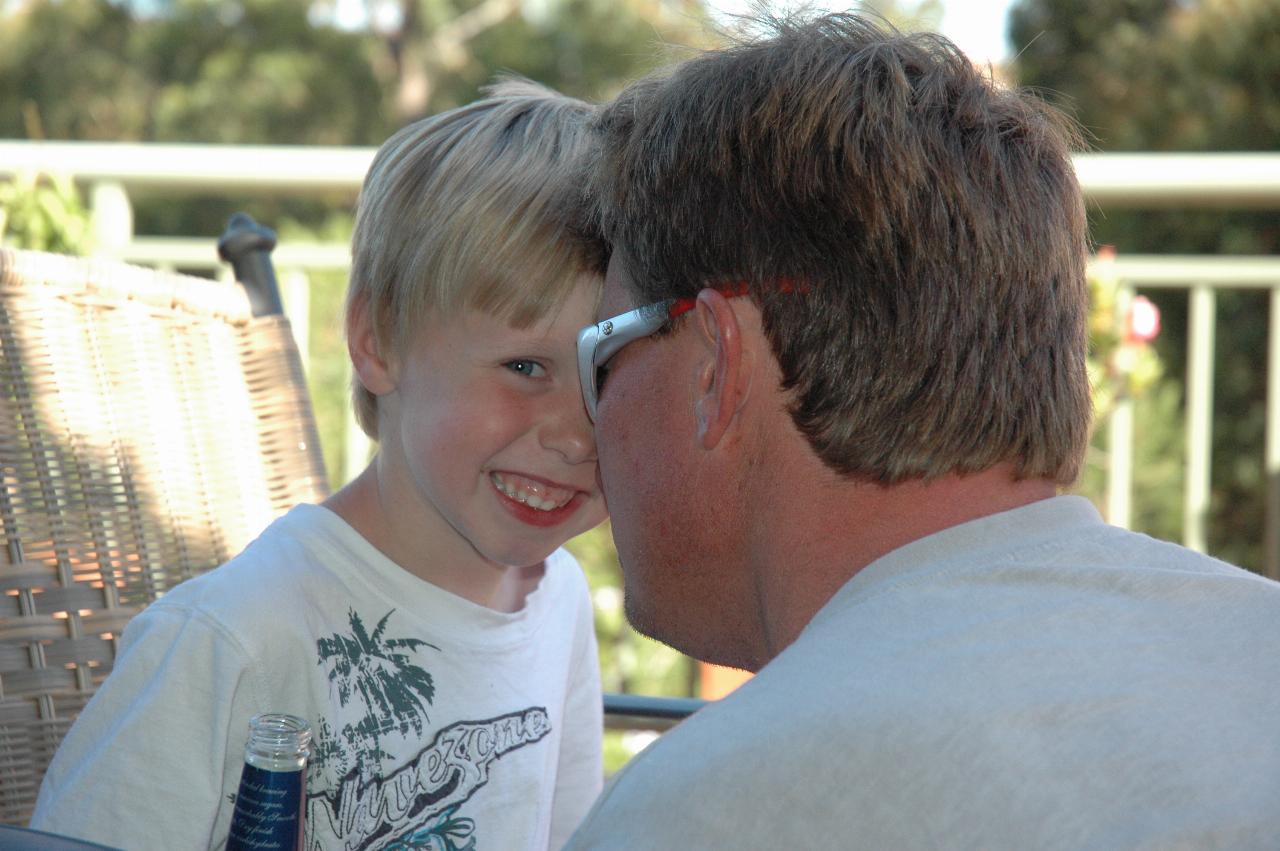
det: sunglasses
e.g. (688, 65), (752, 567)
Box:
(576, 296), (698, 422)
(576, 280), (802, 421)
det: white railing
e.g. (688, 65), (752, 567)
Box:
(3, 142), (1280, 576)
(5, 142), (1280, 202)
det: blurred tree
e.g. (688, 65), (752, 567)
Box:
(339, 0), (661, 119)
(1008, 0), (1177, 147)
(0, 0), (387, 144)
(1010, 0), (1279, 154)
(1, 0), (714, 137)
(1010, 0), (1280, 571)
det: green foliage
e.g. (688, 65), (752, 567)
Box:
(1008, 0), (1178, 147)
(1074, 252), (1175, 541)
(0, 172), (93, 253)
(1012, 0), (1280, 153)
(355, 0), (715, 121)
(1077, 368), (1186, 545)
(141, 0), (389, 145)
(1085, 250), (1163, 423)
(0, 0), (715, 139)
(0, 0), (389, 143)
(437, 0), (711, 109)
(0, 0), (140, 140)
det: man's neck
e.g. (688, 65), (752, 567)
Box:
(744, 456), (1058, 664)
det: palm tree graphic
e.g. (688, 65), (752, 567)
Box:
(316, 608), (440, 768)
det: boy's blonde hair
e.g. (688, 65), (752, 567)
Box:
(348, 78), (603, 437)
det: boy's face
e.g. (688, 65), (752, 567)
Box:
(370, 276), (607, 572)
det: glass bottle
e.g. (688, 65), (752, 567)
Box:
(226, 713), (312, 851)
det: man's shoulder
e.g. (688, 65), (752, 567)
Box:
(604, 668), (836, 793)
(543, 545), (590, 590)
(576, 637), (1280, 849)
(514, 546), (593, 630)
(568, 677), (857, 849)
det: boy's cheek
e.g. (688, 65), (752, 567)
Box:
(581, 497), (610, 532)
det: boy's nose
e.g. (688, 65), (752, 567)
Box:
(539, 388), (596, 465)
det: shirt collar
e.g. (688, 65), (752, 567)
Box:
(809, 495), (1105, 629)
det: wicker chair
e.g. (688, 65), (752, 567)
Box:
(0, 217), (329, 825)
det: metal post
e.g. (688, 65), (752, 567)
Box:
(1184, 284), (1216, 553)
(1107, 284), (1135, 529)
(89, 180), (132, 256)
(1265, 285), (1280, 580)
(217, 213), (283, 317)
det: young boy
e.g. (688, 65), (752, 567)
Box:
(31, 80), (609, 851)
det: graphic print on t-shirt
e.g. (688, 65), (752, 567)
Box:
(311, 608), (441, 778)
(304, 609), (551, 851)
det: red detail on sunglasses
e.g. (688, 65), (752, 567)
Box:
(667, 278), (807, 319)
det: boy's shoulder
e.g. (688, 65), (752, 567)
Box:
(146, 503), (343, 620)
(538, 546), (593, 604)
(144, 517), (594, 646)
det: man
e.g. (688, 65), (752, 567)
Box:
(567, 13), (1280, 849)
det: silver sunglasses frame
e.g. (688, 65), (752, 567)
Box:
(576, 300), (675, 422)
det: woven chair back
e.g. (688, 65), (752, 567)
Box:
(0, 249), (329, 825)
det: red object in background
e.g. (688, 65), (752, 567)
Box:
(1127, 295), (1161, 343)
(700, 662), (753, 699)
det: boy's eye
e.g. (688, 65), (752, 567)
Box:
(505, 359), (547, 378)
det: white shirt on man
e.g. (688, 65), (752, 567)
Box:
(568, 495), (1280, 849)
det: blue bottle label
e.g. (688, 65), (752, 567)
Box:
(226, 764), (304, 851)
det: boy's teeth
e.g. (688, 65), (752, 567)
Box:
(490, 473), (572, 512)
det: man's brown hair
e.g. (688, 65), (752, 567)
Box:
(590, 13), (1092, 485)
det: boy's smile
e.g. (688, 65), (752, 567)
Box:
(490, 470), (589, 527)
(340, 276), (607, 607)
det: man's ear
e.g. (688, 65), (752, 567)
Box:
(347, 295), (397, 396)
(693, 288), (752, 450)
